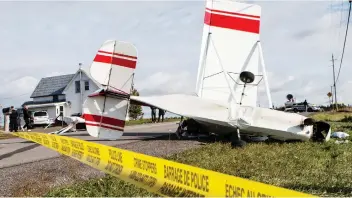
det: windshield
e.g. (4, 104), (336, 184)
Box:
(34, 112), (47, 117)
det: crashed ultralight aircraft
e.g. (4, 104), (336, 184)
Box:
(57, 0), (332, 147)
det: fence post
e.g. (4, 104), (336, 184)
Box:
(4, 115), (9, 132)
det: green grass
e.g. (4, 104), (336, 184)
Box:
(125, 117), (180, 126)
(311, 111), (352, 122)
(46, 112), (352, 197)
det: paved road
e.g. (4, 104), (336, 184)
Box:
(0, 122), (178, 169)
(299, 112), (313, 117)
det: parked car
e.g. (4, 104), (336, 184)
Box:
(284, 102), (321, 113)
(33, 111), (50, 125)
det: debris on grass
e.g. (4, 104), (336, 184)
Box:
(335, 140), (349, 144)
(331, 132), (350, 139)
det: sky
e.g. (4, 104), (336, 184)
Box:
(0, 0), (351, 116)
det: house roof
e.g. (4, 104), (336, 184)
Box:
(62, 67), (102, 93)
(22, 100), (67, 108)
(30, 74), (75, 98)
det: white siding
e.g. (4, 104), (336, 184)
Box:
(33, 96), (53, 102)
(64, 71), (99, 114)
(63, 103), (71, 117)
(58, 95), (66, 100)
(28, 104), (70, 120)
(28, 106), (56, 120)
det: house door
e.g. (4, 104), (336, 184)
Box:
(59, 106), (64, 117)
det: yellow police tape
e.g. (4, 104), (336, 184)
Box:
(6, 132), (315, 197)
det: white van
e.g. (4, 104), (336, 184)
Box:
(33, 111), (50, 125)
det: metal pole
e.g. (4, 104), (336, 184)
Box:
(258, 41), (273, 109)
(79, 63), (83, 114)
(232, 41), (258, 104)
(209, 36), (237, 105)
(331, 54), (338, 111)
(209, 36), (238, 121)
(196, 32), (212, 97)
(330, 86), (333, 106)
(4, 114), (9, 132)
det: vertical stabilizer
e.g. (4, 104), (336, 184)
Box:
(196, 0), (261, 107)
(90, 40), (137, 94)
(83, 40), (138, 140)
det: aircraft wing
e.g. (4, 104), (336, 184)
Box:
(130, 94), (331, 142)
(130, 94), (232, 127)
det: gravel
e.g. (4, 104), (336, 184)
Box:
(0, 134), (204, 197)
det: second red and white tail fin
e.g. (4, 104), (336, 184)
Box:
(82, 40), (138, 140)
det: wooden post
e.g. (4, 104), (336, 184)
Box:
(4, 115), (9, 132)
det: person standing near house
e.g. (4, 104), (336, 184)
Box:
(22, 105), (31, 131)
(150, 106), (156, 123)
(158, 108), (165, 122)
(9, 106), (18, 132)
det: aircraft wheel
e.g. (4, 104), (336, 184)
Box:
(175, 125), (184, 140)
(230, 129), (247, 148)
(231, 140), (247, 148)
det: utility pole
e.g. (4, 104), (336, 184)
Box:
(79, 63), (83, 114)
(331, 54), (338, 111)
(331, 86), (334, 105)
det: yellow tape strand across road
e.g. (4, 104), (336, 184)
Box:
(5, 132), (314, 197)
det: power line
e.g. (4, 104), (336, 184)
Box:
(335, 0), (351, 84)
(337, 0), (345, 46)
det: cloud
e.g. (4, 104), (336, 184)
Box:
(136, 71), (195, 96)
(0, 76), (39, 107)
(292, 29), (318, 40)
(45, 72), (66, 78)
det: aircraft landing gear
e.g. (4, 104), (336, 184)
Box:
(175, 121), (185, 139)
(231, 128), (247, 148)
(175, 118), (202, 139)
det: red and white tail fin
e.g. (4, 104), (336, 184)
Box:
(195, 0), (261, 107)
(90, 40), (137, 94)
(82, 40), (138, 140)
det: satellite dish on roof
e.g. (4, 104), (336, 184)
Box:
(286, 94), (293, 101)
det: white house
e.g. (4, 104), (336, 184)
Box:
(23, 67), (101, 120)
(62, 68), (101, 115)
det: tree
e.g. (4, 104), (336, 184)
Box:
(128, 88), (143, 120)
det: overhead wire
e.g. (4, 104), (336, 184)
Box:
(337, 0), (345, 47)
(330, 0), (339, 53)
(335, 0), (351, 84)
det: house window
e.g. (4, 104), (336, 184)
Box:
(59, 106), (64, 116)
(85, 81), (89, 91)
(53, 95), (58, 102)
(75, 81), (80, 93)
